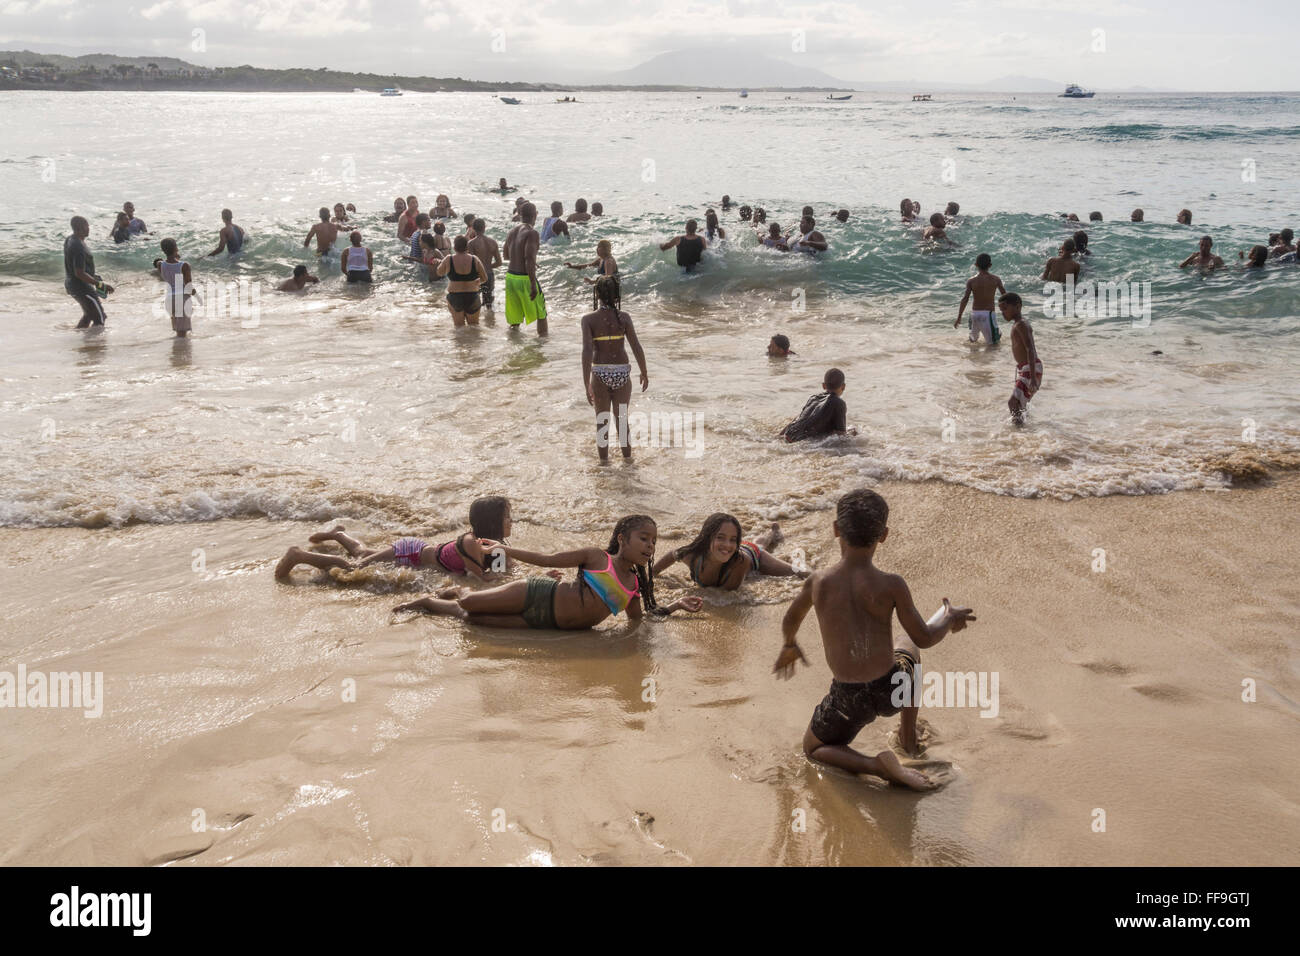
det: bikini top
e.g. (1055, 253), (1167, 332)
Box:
(435, 532), (489, 575)
(580, 552), (640, 615)
(447, 253), (477, 281)
(591, 308), (624, 342)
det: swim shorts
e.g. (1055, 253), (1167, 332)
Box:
(346, 269), (372, 284)
(969, 309), (1000, 344)
(809, 650), (918, 746)
(1013, 360), (1044, 405)
(504, 271), (546, 326)
(480, 270), (495, 309)
(447, 290), (482, 314)
(520, 575), (558, 629)
(393, 537), (427, 568)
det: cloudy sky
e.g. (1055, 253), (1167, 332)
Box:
(2, 0), (1298, 89)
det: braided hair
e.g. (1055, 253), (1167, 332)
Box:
(674, 513), (745, 585)
(592, 273), (625, 336)
(607, 514), (664, 616)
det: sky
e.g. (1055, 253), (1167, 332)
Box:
(2, 0), (1299, 90)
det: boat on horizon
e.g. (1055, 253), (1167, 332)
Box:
(1060, 83), (1095, 98)
(739, 89), (748, 98)
(498, 96), (521, 105)
(827, 94), (852, 101)
(380, 87), (403, 96)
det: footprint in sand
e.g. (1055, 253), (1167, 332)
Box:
(1075, 658), (1133, 677)
(143, 834), (213, 866)
(1129, 681), (1197, 704)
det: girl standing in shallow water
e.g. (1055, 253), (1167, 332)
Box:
(653, 513), (807, 589)
(581, 275), (648, 462)
(395, 515), (702, 629)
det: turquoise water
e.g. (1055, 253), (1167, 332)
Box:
(0, 90), (1298, 530)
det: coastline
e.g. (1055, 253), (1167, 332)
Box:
(2, 477), (1296, 866)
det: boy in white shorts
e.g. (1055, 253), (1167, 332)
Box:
(955, 252), (1006, 345)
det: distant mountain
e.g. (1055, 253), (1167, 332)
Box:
(608, 49), (848, 90)
(0, 49), (206, 73)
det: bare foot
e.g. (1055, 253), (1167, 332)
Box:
(274, 546), (305, 580)
(874, 750), (935, 791)
(766, 522), (784, 548)
(308, 524), (346, 544)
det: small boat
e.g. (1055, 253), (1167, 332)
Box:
(1060, 84), (1095, 98)
(911, 93), (932, 102)
(498, 96), (521, 105)
(555, 96), (578, 103)
(827, 94), (852, 101)
(380, 87), (403, 97)
(739, 89), (748, 98)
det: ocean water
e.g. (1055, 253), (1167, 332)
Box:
(1, 90), (1299, 532)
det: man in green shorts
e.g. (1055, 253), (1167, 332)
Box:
(502, 201), (547, 335)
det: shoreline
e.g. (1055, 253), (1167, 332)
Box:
(2, 476), (1296, 865)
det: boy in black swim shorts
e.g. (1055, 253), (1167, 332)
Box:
(773, 488), (975, 791)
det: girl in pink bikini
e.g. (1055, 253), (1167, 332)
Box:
(274, 497), (512, 581)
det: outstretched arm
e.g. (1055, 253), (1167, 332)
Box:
(891, 575), (975, 649)
(501, 544), (605, 570)
(659, 236), (680, 251)
(773, 577), (814, 679)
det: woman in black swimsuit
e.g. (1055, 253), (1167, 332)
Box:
(436, 235), (487, 327)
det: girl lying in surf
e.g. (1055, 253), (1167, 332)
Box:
(274, 496), (512, 581)
(652, 513), (807, 589)
(394, 514), (702, 629)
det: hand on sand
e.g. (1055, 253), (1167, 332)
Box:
(545, 569), (564, 581)
(773, 642), (808, 680)
(670, 596), (704, 613)
(393, 598), (430, 613)
(943, 598), (976, 631)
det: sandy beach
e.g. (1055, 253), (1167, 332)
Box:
(3, 477), (1296, 866)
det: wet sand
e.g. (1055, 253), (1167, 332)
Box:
(1, 478), (1297, 866)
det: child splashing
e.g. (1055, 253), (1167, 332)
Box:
(653, 513), (807, 589)
(394, 515), (702, 629)
(274, 497), (512, 582)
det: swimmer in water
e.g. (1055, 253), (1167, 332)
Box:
(738, 205), (753, 222)
(787, 215), (828, 253)
(157, 237), (193, 338)
(497, 178), (516, 194)
(1073, 230), (1090, 256)
(945, 201), (960, 222)
(1269, 228), (1295, 258)
(331, 203), (351, 225)
(900, 198), (917, 223)
(1239, 245), (1270, 268)
(110, 212), (131, 244)
(704, 208), (726, 241)
(1042, 238), (1081, 284)
(408, 213), (432, 259)
(435, 234), (487, 327)
(923, 213), (956, 245)
(1003, 292), (1042, 425)
(278, 264), (319, 291)
(1090, 211), (1103, 222)
(304, 207), (342, 257)
(503, 201), (548, 335)
(834, 208), (849, 223)
(403, 232), (443, 279)
(1131, 208), (1145, 222)
(720, 194), (733, 210)
(660, 219), (708, 271)
(768, 333), (795, 357)
(397, 196), (420, 242)
(752, 206), (768, 226)
(653, 513), (806, 588)
(590, 202), (604, 217)
(773, 487), (975, 786)
(581, 275), (648, 462)
(394, 515), (703, 627)
(205, 208), (245, 257)
(1180, 235), (1225, 271)
(433, 194), (455, 219)
(566, 198), (592, 225)
(566, 239), (617, 284)
(955, 252), (1006, 344)
(1176, 209), (1193, 225)
(123, 202), (148, 235)
(780, 368), (855, 442)
(758, 222), (789, 250)
(277, 497), (514, 582)
(466, 218), (502, 312)
(539, 201), (570, 242)
(383, 197), (406, 223)
(64, 216), (112, 328)
(340, 230), (373, 283)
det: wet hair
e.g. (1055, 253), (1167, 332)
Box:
(473, 218), (486, 233)
(575, 198), (588, 213)
(685, 219), (699, 234)
(152, 257), (162, 268)
(550, 201), (563, 215)
(801, 205), (814, 217)
(596, 239), (612, 258)
(468, 496), (510, 541)
(1000, 292), (1022, 307)
(221, 208), (233, 222)
(592, 274), (622, 320)
(771, 333), (791, 350)
(1089, 211), (1103, 221)
(1073, 230), (1089, 251)
(346, 203), (356, 212)
(1199, 235), (1213, 246)
(160, 237), (178, 256)
(1066, 213), (1080, 222)
(591, 202), (603, 215)
(416, 214), (431, 229)
(1177, 209), (1192, 224)
(394, 197), (406, 209)
(823, 367), (845, 390)
(975, 252), (992, 270)
(1281, 228), (1294, 244)
(674, 513), (745, 582)
(116, 211), (130, 223)
(945, 201), (960, 216)
(835, 209), (849, 222)
(1268, 232), (1281, 245)
(607, 515), (660, 614)
(419, 233), (437, 250)
(705, 209), (720, 229)
(433, 221), (445, 234)
(929, 213), (945, 227)
(1247, 245), (1268, 267)
(753, 207), (767, 224)
(334, 202), (345, 211)
(900, 198), (913, 216)
(738, 205), (752, 221)
(1131, 208), (1144, 221)
(70, 216), (88, 231)
(319, 207), (331, 221)
(453, 235), (468, 253)
(836, 489), (889, 548)
(293, 264), (307, 278)
(768, 223), (782, 238)
(1062, 237), (1077, 253)
(520, 201), (537, 224)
